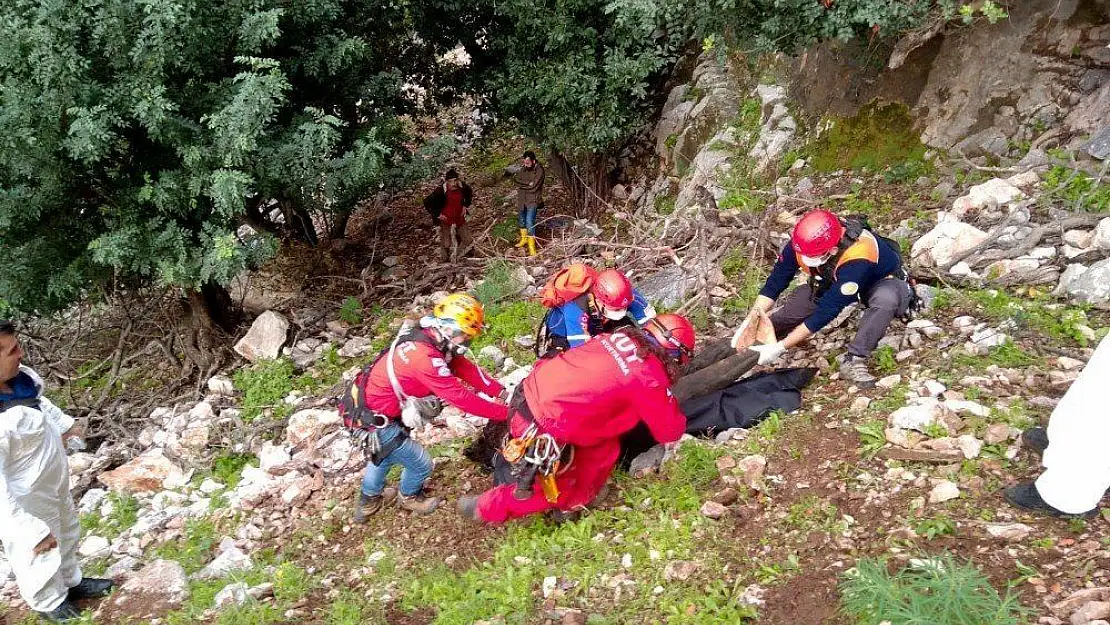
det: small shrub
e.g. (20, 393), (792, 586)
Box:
(153, 518), (219, 574)
(912, 515), (956, 540)
(840, 554), (1030, 624)
(654, 193), (677, 215)
(873, 345), (897, 374)
(473, 260), (526, 309)
(855, 420), (886, 459)
(883, 159), (930, 184)
(1041, 165), (1110, 213)
(233, 358), (296, 422)
(490, 216), (520, 243)
(211, 453), (258, 489)
(338, 297), (363, 325)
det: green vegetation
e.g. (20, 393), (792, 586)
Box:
(720, 248), (768, 319)
(956, 288), (1096, 347)
(855, 420), (887, 459)
(293, 345), (354, 395)
(873, 345), (897, 375)
(954, 340), (1038, 370)
(1041, 165), (1110, 213)
(209, 453), (258, 490)
(840, 554), (1030, 624)
(473, 260), (527, 309)
(491, 216), (522, 243)
(471, 300), (546, 368)
(79, 493), (140, 540)
(805, 103), (928, 173)
(785, 495), (845, 535)
(654, 193), (677, 215)
(402, 442), (754, 624)
(153, 517), (220, 575)
(338, 297), (364, 325)
(233, 358), (297, 422)
(912, 515), (956, 540)
(163, 563), (314, 625)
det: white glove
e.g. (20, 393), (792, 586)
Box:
(401, 396), (443, 430)
(730, 316), (754, 349)
(750, 341), (786, 366)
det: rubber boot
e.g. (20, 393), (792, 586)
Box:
(526, 235), (537, 257)
(353, 487), (397, 523)
(398, 491), (443, 515)
(514, 228), (529, 248)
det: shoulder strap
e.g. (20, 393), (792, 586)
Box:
(385, 327), (441, 404)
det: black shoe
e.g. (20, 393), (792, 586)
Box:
(1003, 481), (1097, 519)
(37, 600), (81, 623)
(1021, 427), (1049, 455)
(68, 577), (114, 600)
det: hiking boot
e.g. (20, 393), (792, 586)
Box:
(68, 577), (114, 600)
(1021, 426), (1049, 455)
(839, 354), (877, 389)
(37, 600), (81, 623)
(398, 491), (442, 515)
(457, 495), (482, 523)
(353, 487), (397, 523)
(549, 508), (582, 524)
(1003, 482), (1097, 519)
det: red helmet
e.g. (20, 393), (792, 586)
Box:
(645, 314), (695, 364)
(592, 269), (634, 320)
(792, 210), (845, 264)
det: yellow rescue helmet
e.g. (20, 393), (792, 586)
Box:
(433, 293), (485, 338)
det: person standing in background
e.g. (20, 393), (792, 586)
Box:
(423, 169), (474, 263)
(513, 151), (544, 257)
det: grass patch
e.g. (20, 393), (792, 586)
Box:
(784, 495), (845, 535)
(719, 248), (768, 319)
(152, 517), (220, 575)
(961, 288), (1096, 347)
(470, 299), (546, 367)
(1042, 164), (1110, 213)
(402, 445), (755, 624)
(805, 102), (928, 173)
(840, 554), (1031, 624)
(872, 345), (897, 374)
(869, 383), (909, 414)
(491, 215), (521, 243)
(338, 296), (363, 325)
(293, 344), (354, 394)
(233, 358), (296, 422)
(473, 259), (527, 309)
(79, 492), (139, 540)
(954, 340), (1039, 370)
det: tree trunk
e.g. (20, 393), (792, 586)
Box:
(278, 199), (320, 246)
(329, 208), (352, 240)
(199, 282), (241, 333)
(242, 198), (284, 238)
(178, 283), (237, 375)
(548, 149), (611, 217)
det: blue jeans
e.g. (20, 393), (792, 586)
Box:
(360, 423), (433, 497)
(518, 204), (538, 235)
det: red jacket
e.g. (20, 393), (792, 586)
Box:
(362, 329), (508, 421)
(516, 332), (685, 447)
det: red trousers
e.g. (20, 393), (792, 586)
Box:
(476, 440), (619, 524)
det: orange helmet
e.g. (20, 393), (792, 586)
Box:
(644, 314), (695, 364)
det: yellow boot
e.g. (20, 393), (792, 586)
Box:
(526, 235), (538, 257)
(514, 228), (528, 248)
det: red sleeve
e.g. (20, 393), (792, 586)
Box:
(639, 379), (686, 444)
(412, 351), (508, 421)
(450, 356), (505, 397)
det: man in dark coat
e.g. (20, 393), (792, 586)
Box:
(423, 169), (474, 262)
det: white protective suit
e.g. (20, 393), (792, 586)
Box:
(1037, 334), (1110, 514)
(0, 365), (81, 612)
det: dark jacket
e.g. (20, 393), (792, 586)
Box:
(514, 163), (545, 209)
(424, 182), (473, 219)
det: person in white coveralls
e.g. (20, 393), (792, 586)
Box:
(1005, 333), (1110, 518)
(0, 320), (114, 622)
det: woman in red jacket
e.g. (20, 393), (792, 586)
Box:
(458, 314), (695, 524)
(348, 293), (508, 520)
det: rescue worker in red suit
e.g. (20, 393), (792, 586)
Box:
(350, 293), (508, 519)
(457, 314), (695, 524)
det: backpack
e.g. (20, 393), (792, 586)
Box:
(539, 263), (598, 308)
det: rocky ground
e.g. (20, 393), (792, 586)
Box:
(4, 48), (1110, 625)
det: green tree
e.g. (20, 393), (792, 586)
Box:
(0, 0), (452, 331)
(446, 0), (937, 212)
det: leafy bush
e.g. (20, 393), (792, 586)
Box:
(338, 297), (363, 325)
(840, 554), (1030, 624)
(472, 260), (526, 309)
(233, 358), (296, 422)
(1041, 165), (1110, 213)
(873, 345), (898, 374)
